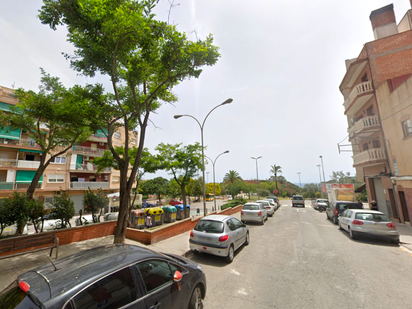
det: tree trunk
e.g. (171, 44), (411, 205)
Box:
(114, 172), (130, 244)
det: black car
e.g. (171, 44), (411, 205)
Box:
(0, 244), (206, 309)
(326, 200), (363, 224)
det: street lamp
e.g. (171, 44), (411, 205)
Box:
(174, 98), (233, 216)
(205, 150), (229, 212)
(317, 164), (323, 198)
(297, 172), (301, 193)
(251, 156), (262, 199)
(319, 155), (326, 196)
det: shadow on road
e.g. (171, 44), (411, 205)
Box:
(186, 245), (247, 267)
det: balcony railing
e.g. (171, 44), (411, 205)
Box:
(70, 181), (111, 189)
(70, 163), (111, 172)
(348, 115), (381, 137)
(17, 160), (41, 169)
(0, 182), (13, 190)
(72, 145), (105, 157)
(353, 148), (386, 166)
(344, 81), (373, 112)
(0, 159), (17, 167)
(0, 138), (40, 148)
(14, 183), (42, 190)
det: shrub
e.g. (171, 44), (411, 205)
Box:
(221, 198), (246, 210)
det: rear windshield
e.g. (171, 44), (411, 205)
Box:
(0, 281), (39, 309)
(337, 203), (362, 210)
(293, 196), (303, 200)
(243, 205), (259, 210)
(194, 220), (224, 233)
(355, 213), (390, 222)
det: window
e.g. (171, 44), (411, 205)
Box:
(114, 132), (121, 139)
(112, 176), (120, 183)
(136, 260), (174, 293)
(48, 174), (65, 183)
(51, 156), (66, 164)
(70, 267), (137, 309)
(402, 119), (412, 137)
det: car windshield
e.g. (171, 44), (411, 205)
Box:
(355, 213), (390, 222)
(293, 196), (303, 200)
(243, 205), (259, 210)
(317, 200), (328, 203)
(194, 220), (224, 233)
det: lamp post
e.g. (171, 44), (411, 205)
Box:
(297, 172), (301, 193)
(205, 150), (229, 212)
(319, 155), (326, 196)
(174, 98), (233, 216)
(251, 156), (262, 199)
(317, 164), (323, 197)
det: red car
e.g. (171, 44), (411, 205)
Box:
(169, 200), (183, 206)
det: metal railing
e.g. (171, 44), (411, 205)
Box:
(70, 182), (111, 189)
(0, 182), (13, 190)
(72, 145), (106, 157)
(0, 159), (17, 167)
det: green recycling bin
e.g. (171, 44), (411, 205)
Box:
(162, 206), (177, 223)
(130, 209), (146, 229)
(145, 207), (164, 226)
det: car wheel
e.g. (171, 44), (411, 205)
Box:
(245, 232), (250, 246)
(390, 238), (400, 245)
(226, 245), (234, 263)
(332, 216), (337, 225)
(188, 284), (203, 309)
(349, 227), (357, 240)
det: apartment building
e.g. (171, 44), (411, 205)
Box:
(0, 85), (139, 212)
(339, 3), (412, 224)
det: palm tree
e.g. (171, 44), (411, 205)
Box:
(223, 170), (242, 184)
(270, 164), (282, 193)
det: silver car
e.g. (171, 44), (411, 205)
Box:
(189, 215), (249, 263)
(241, 202), (268, 225)
(257, 200), (275, 217)
(338, 209), (399, 244)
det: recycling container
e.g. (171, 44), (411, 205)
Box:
(130, 209), (146, 229)
(175, 205), (184, 220)
(145, 207), (164, 226)
(162, 206), (177, 223)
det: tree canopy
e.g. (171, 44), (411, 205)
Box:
(39, 0), (220, 243)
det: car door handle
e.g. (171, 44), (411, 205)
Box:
(150, 302), (161, 309)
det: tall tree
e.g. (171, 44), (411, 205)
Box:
(39, 0), (220, 243)
(141, 177), (169, 201)
(156, 142), (203, 217)
(223, 170), (242, 184)
(0, 70), (98, 202)
(270, 164), (282, 193)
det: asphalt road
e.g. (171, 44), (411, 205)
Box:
(194, 200), (412, 309)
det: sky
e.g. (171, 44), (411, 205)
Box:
(1, 0), (411, 185)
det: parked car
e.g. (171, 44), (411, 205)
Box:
(169, 199), (183, 206)
(257, 200), (275, 216)
(0, 224), (28, 238)
(267, 196), (279, 207)
(326, 200), (363, 224)
(36, 214), (71, 231)
(241, 202), (268, 225)
(313, 198), (329, 210)
(0, 244), (206, 309)
(75, 214), (100, 226)
(291, 195), (305, 207)
(189, 215), (249, 263)
(263, 198), (278, 211)
(338, 209), (399, 243)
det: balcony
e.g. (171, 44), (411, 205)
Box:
(17, 160), (41, 169)
(0, 159), (17, 168)
(14, 183), (42, 190)
(353, 148), (387, 167)
(348, 115), (381, 140)
(0, 182), (13, 190)
(0, 138), (40, 148)
(343, 81), (374, 115)
(70, 181), (111, 189)
(70, 163), (111, 172)
(72, 145), (105, 157)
